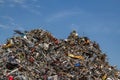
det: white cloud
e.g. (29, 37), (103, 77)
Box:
(0, 0), (41, 15)
(0, 24), (9, 28)
(11, 0), (41, 15)
(0, 16), (14, 25)
(0, 0), (4, 4)
(0, 16), (25, 30)
(81, 24), (118, 35)
(34, 5), (41, 8)
(11, 0), (26, 4)
(0, 0), (26, 6)
(45, 10), (82, 22)
(32, 0), (38, 2)
(1, 16), (14, 22)
(9, 4), (15, 7)
(21, 4), (41, 15)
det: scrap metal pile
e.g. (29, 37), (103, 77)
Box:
(0, 29), (120, 80)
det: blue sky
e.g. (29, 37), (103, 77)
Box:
(0, 0), (120, 68)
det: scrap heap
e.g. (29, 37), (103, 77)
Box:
(0, 29), (120, 80)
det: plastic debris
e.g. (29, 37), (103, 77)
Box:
(8, 75), (14, 80)
(0, 29), (120, 80)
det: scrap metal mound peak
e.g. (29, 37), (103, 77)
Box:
(0, 29), (120, 80)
